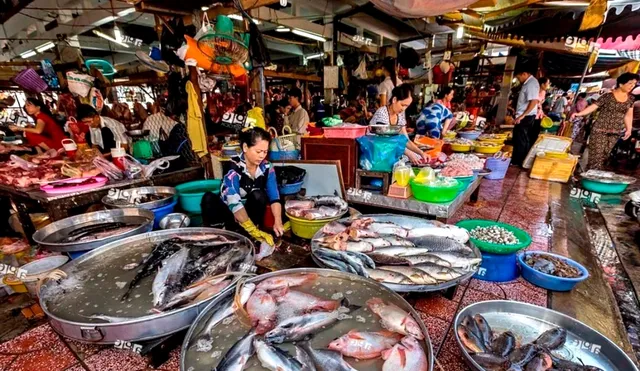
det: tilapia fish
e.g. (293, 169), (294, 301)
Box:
(524, 353), (552, 371)
(152, 247), (190, 307)
(366, 298), (424, 339)
(322, 221), (348, 235)
(246, 289), (278, 335)
(265, 300), (359, 343)
(298, 342), (357, 371)
(254, 339), (305, 371)
(491, 331), (516, 357)
(381, 336), (429, 371)
(508, 344), (538, 366)
(328, 330), (403, 359)
(406, 222), (470, 243)
(272, 287), (341, 315)
(214, 330), (256, 371)
(473, 314), (493, 349)
(256, 273), (318, 291)
(198, 282), (255, 342)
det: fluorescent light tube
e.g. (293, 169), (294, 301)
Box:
(306, 53), (324, 60)
(276, 26), (290, 32)
(117, 8), (136, 16)
(456, 26), (464, 39)
(93, 30), (129, 48)
(292, 29), (326, 42)
(35, 42), (55, 53)
(228, 13), (260, 24)
(20, 50), (36, 58)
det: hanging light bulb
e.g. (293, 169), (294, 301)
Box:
(456, 25), (464, 39)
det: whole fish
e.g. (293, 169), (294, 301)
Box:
(413, 263), (465, 281)
(382, 236), (415, 247)
(349, 228), (379, 239)
(524, 353), (553, 371)
(62, 222), (127, 242)
(508, 344), (539, 366)
(365, 268), (413, 284)
(152, 247), (190, 307)
(316, 248), (373, 276)
(404, 252), (481, 269)
(294, 345), (317, 371)
(368, 246), (433, 257)
(158, 277), (230, 311)
(298, 342), (357, 371)
(381, 336), (428, 371)
(321, 256), (358, 275)
(360, 238), (393, 248)
(400, 254), (453, 267)
(265, 300), (359, 343)
(410, 235), (474, 253)
(198, 283), (255, 342)
(407, 223), (470, 243)
(375, 266), (438, 285)
(333, 240), (375, 253)
(491, 331), (516, 357)
(473, 314), (493, 349)
(368, 222), (408, 237)
(457, 325), (487, 353)
(75, 226), (137, 242)
(254, 339), (304, 371)
(256, 273), (318, 291)
(273, 288), (341, 314)
(309, 194), (348, 210)
(121, 238), (182, 300)
(286, 200), (315, 210)
(460, 315), (481, 339)
(246, 289), (278, 334)
(366, 298), (424, 339)
(328, 330), (403, 359)
(471, 353), (509, 369)
(193, 279), (231, 302)
(322, 221), (348, 235)
(214, 330), (256, 371)
(82, 314), (136, 323)
(533, 328), (567, 350)
(204, 245), (250, 276)
(549, 354), (605, 371)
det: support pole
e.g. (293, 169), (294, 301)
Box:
(496, 55), (516, 125)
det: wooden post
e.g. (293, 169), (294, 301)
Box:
(496, 55), (516, 125)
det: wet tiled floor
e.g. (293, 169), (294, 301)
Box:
(0, 167), (636, 370)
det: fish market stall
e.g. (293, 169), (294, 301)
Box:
(182, 268), (433, 371)
(347, 176), (482, 223)
(39, 228), (254, 343)
(0, 166), (202, 240)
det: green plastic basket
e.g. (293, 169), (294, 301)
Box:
(410, 179), (462, 203)
(456, 219), (531, 254)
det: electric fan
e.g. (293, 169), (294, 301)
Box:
(197, 15), (249, 66)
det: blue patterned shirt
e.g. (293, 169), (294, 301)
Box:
(221, 154), (280, 213)
(416, 103), (453, 138)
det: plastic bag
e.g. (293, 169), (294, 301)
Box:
(414, 167), (436, 184)
(357, 135), (408, 172)
(142, 155), (179, 178)
(275, 166), (306, 186)
(8, 155), (38, 170)
(392, 159), (412, 187)
(93, 157), (123, 180)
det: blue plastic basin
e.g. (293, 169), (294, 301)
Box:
(176, 180), (221, 214)
(150, 199), (177, 229)
(517, 251), (589, 291)
(473, 251), (519, 282)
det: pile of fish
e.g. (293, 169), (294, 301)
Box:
(313, 216), (481, 286)
(285, 195), (349, 220)
(115, 234), (251, 312)
(203, 272), (428, 371)
(458, 313), (603, 371)
(59, 222), (137, 243)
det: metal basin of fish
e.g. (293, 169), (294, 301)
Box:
(101, 186), (177, 210)
(454, 300), (638, 371)
(181, 268), (434, 371)
(39, 228), (254, 344)
(33, 208), (154, 252)
(311, 214), (481, 293)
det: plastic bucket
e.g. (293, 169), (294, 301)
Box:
(485, 157), (511, 180)
(176, 180), (222, 214)
(150, 200), (177, 229)
(19, 256), (69, 296)
(474, 251), (519, 282)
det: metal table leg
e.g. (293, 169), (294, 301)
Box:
(14, 202), (35, 244)
(442, 284), (458, 300)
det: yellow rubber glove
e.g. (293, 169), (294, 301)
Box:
(283, 221), (291, 232)
(240, 220), (274, 246)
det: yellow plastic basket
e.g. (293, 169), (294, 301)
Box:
(478, 137), (506, 144)
(474, 145), (504, 154)
(287, 214), (343, 239)
(450, 143), (472, 152)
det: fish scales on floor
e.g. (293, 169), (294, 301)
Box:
(211, 273), (428, 371)
(314, 216), (481, 286)
(108, 234), (251, 314)
(457, 313), (604, 371)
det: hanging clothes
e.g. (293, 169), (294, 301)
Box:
(186, 81), (208, 158)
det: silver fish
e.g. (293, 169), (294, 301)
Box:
(152, 247), (189, 307)
(316, 248), (375, 273)
(335, 241), (374, 253)
(376, 266), (438, 285)
(298, 342), (357, 371)
(321, 256), (357, 274)
(198, 282), (256, 341)
(382, 236), (415, 247)
(360, 238), (392, 248)
(254, 339), (305, 371)
(265, 300), (358, 343)
(368, 223), (408, 237)
(205, 245), (250, 275)
(82, 314), (136, 323)
(407, 224), (470, 243)
(365, 268), (413, 284)
(400, 254), (453, 267)
(349, 228), (378, 239)
(214, 330), (256, 371)
(370, 247), (433, 257)
(295, 345), (318, 371)
(412, 263), (466, 281)
(322, 221), (348, 235)
(410, 236), (474, 253)
(417, 251), (481, 269)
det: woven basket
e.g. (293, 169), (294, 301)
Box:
(13, 69), (48, 93)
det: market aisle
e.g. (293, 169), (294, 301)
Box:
(418, 167), (552, 370)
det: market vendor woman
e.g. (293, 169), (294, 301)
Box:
(10, 98), (66, 151)
(370, 84), (429, 165)
(202, 128), (283, 246)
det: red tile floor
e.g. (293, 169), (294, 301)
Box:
(0, 167), (551, 370)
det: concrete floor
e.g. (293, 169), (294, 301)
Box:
(0, 167), (639, 370)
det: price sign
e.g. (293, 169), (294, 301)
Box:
(352, 35), (373, 46)
(570, 187), (601, 204)
(220, 112), (248, 133)
(347, 187), (372, 201)
(115, 340), (142, 354)
(0, 264), (27, 279)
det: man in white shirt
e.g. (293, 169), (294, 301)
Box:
(512, 68), (540, 167)
(285, 88), (309, 147)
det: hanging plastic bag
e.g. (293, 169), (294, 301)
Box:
(353, 59), (368, 80)
(66, 71), (94, 97)
(93, 157), (123, 180)
(141, 155), (179, 178)
(356, 135), (408, 172)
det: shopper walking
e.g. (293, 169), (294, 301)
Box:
(571, 73), (638, 170)
(512, 68), (540, 166)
